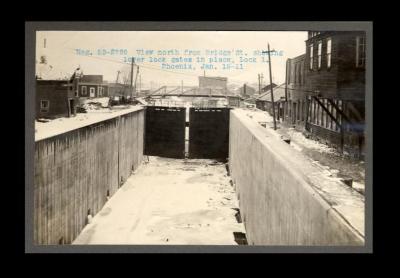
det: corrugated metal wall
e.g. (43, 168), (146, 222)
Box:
(34, 108), (145, 245)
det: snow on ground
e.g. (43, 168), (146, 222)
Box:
(243, 109), (335, 154)
(239, 108), (365, 195)
(73, 156), (245, 245)
(35, 105), (143, 141)
(80, 97), (110, 110)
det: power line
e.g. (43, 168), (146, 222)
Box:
(48, 46), (270, 86)
(67, 52), (254, 84)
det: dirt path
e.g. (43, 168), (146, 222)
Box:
(73, 156), (245, 245)
(242, 108), (365, 194)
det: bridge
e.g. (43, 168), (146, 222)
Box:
(149, 86), (237, 98)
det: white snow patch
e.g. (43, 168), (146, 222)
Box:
(73, 157), (245, 245)
(35, 105), (144, 141)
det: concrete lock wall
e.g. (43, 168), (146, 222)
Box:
(34, 108), (145, 245)
(229, 109), (364, 245)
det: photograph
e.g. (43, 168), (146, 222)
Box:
(26, 22), (371, 252)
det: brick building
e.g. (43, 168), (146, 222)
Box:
(286, 31), (366, 157)
(77, 75), (108, 98)
(36, 79), (78, 119)
(199, 76), (227, 90)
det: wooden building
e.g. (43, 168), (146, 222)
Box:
(286, 31), (366, 157)
(77, 75), (108, 98)
(36, 79), (78, 119)
(255, 84), (286, 121)
(286, 54), (306, 125)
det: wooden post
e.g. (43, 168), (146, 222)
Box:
(340, 124), (345, 154)
(305, 96), (310, 131)
(284, 59), (289, 122)
(267, 43), (277, 130)
(130, 57), (135, 98)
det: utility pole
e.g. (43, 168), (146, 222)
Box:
(130, 57), (135, 98)
(116, 70), (120, 84)
(258, 74), (261, 95)
(284, 59), (289, 121)
(267, 43), (277, 130)
(139, 74), (141, 95)
(244, 83), (247, 98)
(134, 66), (139, 97)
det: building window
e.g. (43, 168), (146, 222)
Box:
(326, 38), (332, 69)
(356, 36), (366, 68)
(40, 100), (49, 113)
(81, 86), (87, 96)
(90, 87), (95, 97)
(317, 41), (322, 69)
(297, 63), (301, 84)
(309, 45), (314, 70)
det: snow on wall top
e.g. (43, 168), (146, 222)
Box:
(232, 109), (365, 238)
(35, 106), (144, 142)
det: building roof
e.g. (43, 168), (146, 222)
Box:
(199, 76), (228, 82)
(261, 83), (278, 92)
(80, 75), (103, 83)
(37, 79), (71, 84)
(256, 83), (287, 102)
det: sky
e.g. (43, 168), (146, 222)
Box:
(36, 31), (308, 89)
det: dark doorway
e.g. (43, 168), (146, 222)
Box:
(68, 99), (75, 117)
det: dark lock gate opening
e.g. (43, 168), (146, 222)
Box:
(144, 106), (230, 160)
(188, 108), (230, 160)
(144, 106), (186, 158)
